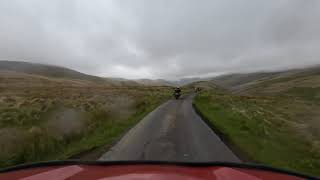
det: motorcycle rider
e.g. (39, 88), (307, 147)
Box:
(174, 87), (181, 94)
(174, 87), (182, 99)
(195, 87), (201, 93)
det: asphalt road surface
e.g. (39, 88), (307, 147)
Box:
(99, 94), (240, 162)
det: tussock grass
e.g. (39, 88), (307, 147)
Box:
(0, 82), (171, 167)
(194, 90), (320, 177)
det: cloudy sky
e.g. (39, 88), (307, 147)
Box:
(0, 0), (320, 79)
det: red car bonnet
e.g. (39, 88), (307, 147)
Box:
(0, 165), (307, 180)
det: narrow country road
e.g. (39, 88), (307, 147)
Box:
(99, 94), (240, 162)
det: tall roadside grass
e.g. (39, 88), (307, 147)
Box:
(0, 86), (171, 167)
(194, 90), (320, 177)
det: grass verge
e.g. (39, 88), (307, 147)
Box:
(194, 90), (320, 177)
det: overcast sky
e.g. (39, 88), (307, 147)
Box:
(0, 0), (320, 80)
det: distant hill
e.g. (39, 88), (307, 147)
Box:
(135, 79), (175, 87)
(0, 61), (105, 83)
(206, 66), (320, 100)
(210, 72), (282, 90)
(185, 80), (223, 91)
(232, 66), (320, 96)
(180, 65), (320, 101)
(0, 61), (144, 87)
(4, 61), (319, 92)
(105, 78), (140, 86)
(175, 77), (203, 86)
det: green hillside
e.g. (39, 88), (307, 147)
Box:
(193, 66), (320, 177)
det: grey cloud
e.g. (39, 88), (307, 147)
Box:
(0, 0), (319, 79)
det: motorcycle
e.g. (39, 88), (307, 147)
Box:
(174, 92), (181, 99)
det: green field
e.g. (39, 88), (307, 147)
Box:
(194, 90), (320, 176)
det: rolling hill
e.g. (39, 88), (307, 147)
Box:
(210, 72), (282, 90)
(0, 61), (105, 82)
(0, 61), (154, 87)
(209, 66), (320, 96)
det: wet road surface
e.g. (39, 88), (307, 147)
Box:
(99, 94), (240, 162)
